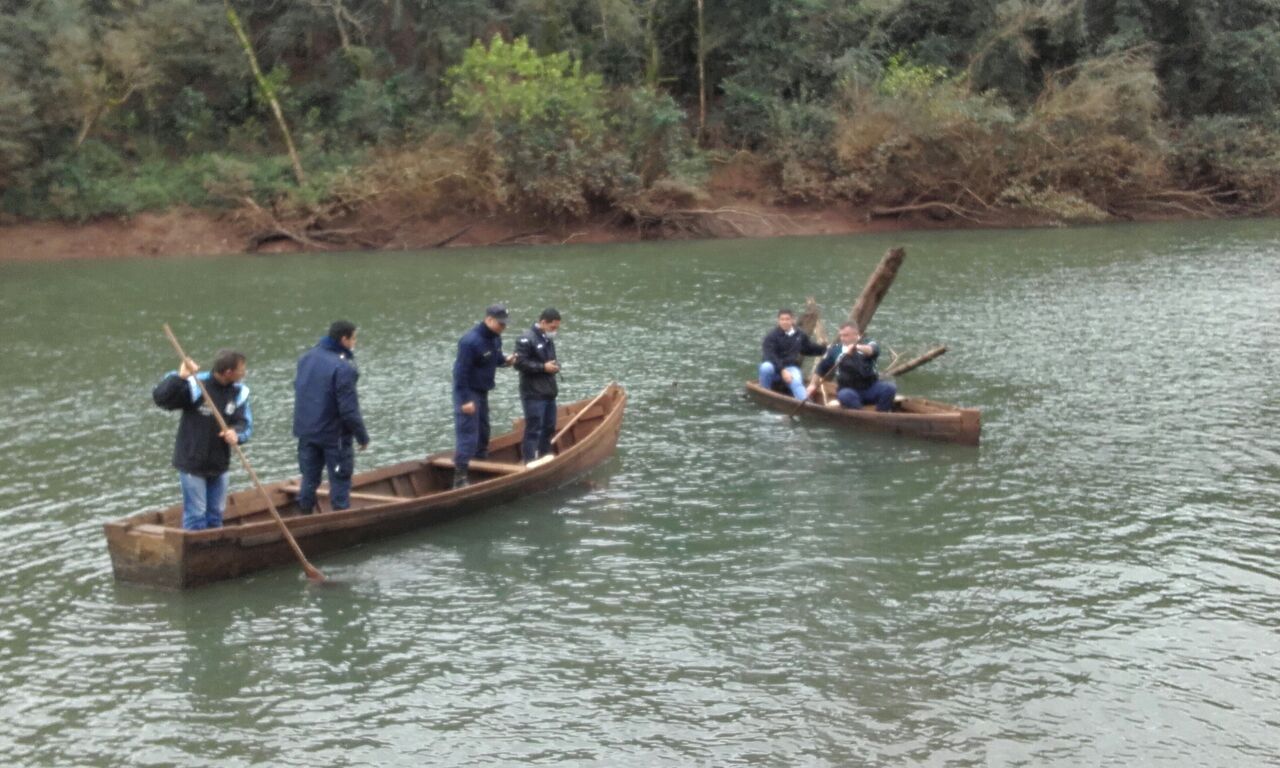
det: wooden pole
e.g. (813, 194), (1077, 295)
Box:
(550, 384), (611, 448)
(849, 246), (905, 332)
(224, 1), (307, 186)
(163, 324), (324, 582)
(884, 345), (947, 377)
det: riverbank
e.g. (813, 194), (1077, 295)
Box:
(0, 194), (1209, 262)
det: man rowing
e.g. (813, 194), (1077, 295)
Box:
(759, 308), (827, 400)
(809, 322), (897, 411)
(152, 349), (252, 530)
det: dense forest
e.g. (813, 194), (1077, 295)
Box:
(3, 0), (1280, 232)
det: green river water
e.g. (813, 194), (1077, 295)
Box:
(0, 221), (1278, 766)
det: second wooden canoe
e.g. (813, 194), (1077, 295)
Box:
(744, 380), (980, 445)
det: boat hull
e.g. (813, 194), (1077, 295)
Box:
(105, 384), (627, 589)
(744, 381), (980, 445)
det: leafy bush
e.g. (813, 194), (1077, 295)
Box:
(833, 58), (1016, 208)
(1017, 52), (1168, 211)
(448, 36), (610, 218)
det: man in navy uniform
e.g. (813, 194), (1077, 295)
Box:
(809, 322), (897, 411)
(293, 320), (370, 513)
(153, 349), (252, 530)
(513, 308), (562, 464)
(452, 304), (516, 487)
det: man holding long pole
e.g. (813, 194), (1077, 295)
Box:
(152, 349), (252, 530)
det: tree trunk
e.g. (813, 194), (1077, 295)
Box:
(848, 246), (905, 331)
(796, 296), (827, 344)
(225, 1), (306, 186)
(644, 0), (661, 87)
(695, 0), (706, 144)
(884, 345), (946, 377)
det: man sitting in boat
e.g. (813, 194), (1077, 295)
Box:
(809, 322), (897, 411)
(759, 308), (827, 400)
(152, 350), (252, 530)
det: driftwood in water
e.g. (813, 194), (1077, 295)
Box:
(849, 247), (905, 331)
(796, 297), (828, 345)
(884, 345), (946, 377)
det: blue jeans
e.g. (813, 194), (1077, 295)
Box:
(836, 380), (897, 412)
(454, 390), (490, 471)
(179, 471), (229, 530)
(521, 397), (557, 461)
(297, 436), (355, 511)
(759, 361), (807, 400)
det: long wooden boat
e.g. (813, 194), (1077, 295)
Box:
(105, 383), (627, 589)
(744, 380), (980, 445)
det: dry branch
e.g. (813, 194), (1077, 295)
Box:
(884, 346), (947, 377)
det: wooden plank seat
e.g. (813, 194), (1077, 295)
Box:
(428, 457), (525, 475)
(281, 485), (403, 504)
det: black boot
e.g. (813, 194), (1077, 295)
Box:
(452, 469), (469, 489)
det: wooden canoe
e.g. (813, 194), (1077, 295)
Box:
(744, 380), (980, 445)
(105, 383), (627, 589)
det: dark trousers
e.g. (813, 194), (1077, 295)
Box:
(297, 436), (355, 511)
(453, 390), (490, 471)
(521, 396), (557, 461)
(836, 380), (897, 412)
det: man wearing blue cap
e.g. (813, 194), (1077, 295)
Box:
(452, 304), (516, 488)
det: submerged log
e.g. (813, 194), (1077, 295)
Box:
(884, 345), (947, 377)
(849, 246), (905, 332)
(796, 297), (828, 345)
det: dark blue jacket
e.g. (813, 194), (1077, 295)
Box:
(817, 339), (881, 391)
(293, 336), (369, 445)
(514, 324), (558, 399)
(153, 371), (252, 476)
(762, 326), (826, 371)
(453, 322), (507, 400)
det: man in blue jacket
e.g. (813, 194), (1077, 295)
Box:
(153, 350), (252, 530)
(452, 304), (516, 487)
(293, 320), (370, 513)
(809, 322), (897, 411)
(513, 308), (562, 463)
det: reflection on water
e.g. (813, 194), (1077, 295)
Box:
(1, 220), (1278, 765)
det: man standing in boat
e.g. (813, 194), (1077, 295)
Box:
(513, 308), (562, 463)
(152, 350), (252, 530)
(809, 322), (897, 411)
(293, 320), (370, 514)
(452, 304), (516, 488)
(760, 308), (828, 400)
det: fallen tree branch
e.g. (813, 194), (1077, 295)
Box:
(849, 247), (905, 332)
(884, 345), (947, 377)
(871, 202), (983, 222)
(432, 225), (472, 248)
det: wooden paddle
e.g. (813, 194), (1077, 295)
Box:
(526, 384), (612, 468)
(786, 347), (846, 421)
(163, 324), (325, 582)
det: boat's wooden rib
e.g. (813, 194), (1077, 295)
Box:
(427, 457), (525, 475)
(105, 383), (627, 589)
(743, 380), (980, 445)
